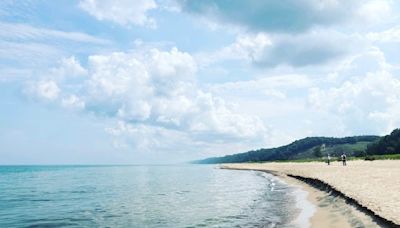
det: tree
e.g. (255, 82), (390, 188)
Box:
(313, 146), (322, 157)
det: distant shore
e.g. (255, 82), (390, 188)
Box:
(222, 160), (400, 227)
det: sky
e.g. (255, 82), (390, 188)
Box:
(1, 0), (400, 164)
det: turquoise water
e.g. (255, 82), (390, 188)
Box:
(0, 165), (301, 227)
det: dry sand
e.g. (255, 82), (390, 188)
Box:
(222, 160), (400, 226)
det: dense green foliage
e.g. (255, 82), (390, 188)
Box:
(313, 146), (322, 157)
(366, 129), (400, 155)
(365, 153), (400, 160)
(194, 136), (379, 164)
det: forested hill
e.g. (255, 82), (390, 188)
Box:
(194, 136), (380, 164)
(366, 129), (400, 155)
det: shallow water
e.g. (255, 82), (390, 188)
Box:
(0, 165), (302, 227)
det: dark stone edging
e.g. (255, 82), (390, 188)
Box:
(221, 166), (399, 227)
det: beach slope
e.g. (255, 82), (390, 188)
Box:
(222, 160), (400, 226)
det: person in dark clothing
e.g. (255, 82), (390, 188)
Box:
(341, 153), (347, 166)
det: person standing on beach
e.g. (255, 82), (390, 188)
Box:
(327, 154), (331, 165)
(341, 153), (347, 166)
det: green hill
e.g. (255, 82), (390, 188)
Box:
(194, 135), (380, 164)
(366, 129), (400, 156)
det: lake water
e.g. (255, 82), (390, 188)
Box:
(0, 165), (306, 227)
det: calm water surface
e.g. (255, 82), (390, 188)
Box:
(0, 165), (301, 227)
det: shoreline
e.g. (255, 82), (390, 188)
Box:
(257, 170), (317, 228)
(224, 167), (378, 227)
(222, 161), (400, 227)
(287, 174), (398, 227)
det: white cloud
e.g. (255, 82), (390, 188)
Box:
(0, 41), (61, 68)
(0, 22), (110, 44)
(322, 47), (391, 84)
(53, 56), (88, 79)
(61, 95), (85, 110)
(223, 33), (272, 62)
(23, 56), (87, 104)
(104, 121), (203, 159)
(200, 46), (400, 146)
(26, 47), (267, 153)
(79, 0), (157, 27)
(87, 52), (150, 99)
(83, 47), (265, 139)
(206, 74), (318, 146)
(198, 30), (357, 68)
(0, 22), (110, 82)
(117, 100), (152, 121)
(367, 26), (400, 43)
(307, 48), (400, 134)
(357, 0), (392, 25)
(27, 80), (60, 101)
(196, 33), (272, 66)
(308, 73), (400, 134)
(147, 47), (197, 84)
(187, 91), (266, 139)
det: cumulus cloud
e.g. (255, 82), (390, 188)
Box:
(79, 0), (157, 27)
(83, 47), (265, 140)
(307, 48), (400, 134)
(27, 80), (60, 101)
(52, 56), (88, 79)
(178, 0), (365, 33)
(26, 47), (267, 152)
(308, 73), (400, 134)
(24, 56), (88, 102)
(199, 31), (355, 67)
(201, 46), (400, 145)
(197, 33), (272, 66)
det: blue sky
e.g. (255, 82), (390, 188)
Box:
(1, 0), (400, 164)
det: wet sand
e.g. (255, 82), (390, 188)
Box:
(222, 160), (400, 227)
(281, 174), (379, 228)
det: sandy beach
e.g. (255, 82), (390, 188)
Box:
(222, 160), (400, 226)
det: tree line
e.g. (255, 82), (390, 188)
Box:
(194, 135), (380, 164)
